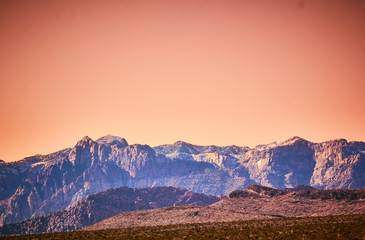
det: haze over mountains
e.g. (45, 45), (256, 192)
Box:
(0, 135), (364, 225)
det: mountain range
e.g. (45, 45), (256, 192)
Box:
(0, 135), (364, 225)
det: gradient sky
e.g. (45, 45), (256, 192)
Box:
(1, 0), (365, 162)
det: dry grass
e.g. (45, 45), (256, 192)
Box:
(1, 214), (364, 240)
(82, 193), (365, 231)
(83, 205), (271, 231)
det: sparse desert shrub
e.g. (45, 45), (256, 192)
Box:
(1, 214), (364, 240)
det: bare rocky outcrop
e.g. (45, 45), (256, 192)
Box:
(229, 185), (286, 198)
(229, 184), (365, 201)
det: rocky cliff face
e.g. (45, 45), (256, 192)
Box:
(310, 139), (365, 189)
(0, 186), (219, 235)
(0, 135), (364, 225)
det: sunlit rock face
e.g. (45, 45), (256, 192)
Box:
(1, 135), (364, 225)
(310, 139), (365, 189)
(240, 137), (316, 188)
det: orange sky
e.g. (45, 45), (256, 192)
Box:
(1, 0), (365, 162)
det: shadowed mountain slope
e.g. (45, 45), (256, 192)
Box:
(0, 186), (219, 235)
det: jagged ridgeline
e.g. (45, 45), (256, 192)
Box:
(0, 135), (364, 225)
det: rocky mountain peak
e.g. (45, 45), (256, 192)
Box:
(68, 136), (100, 168)
(280, 136), (308, 146)
(75, 136), (95, 148)
(172, 141), (198, 154)
(96, 135), (128, 148)
(127, 144), (153, 152)
(173, 140), (192, 147)
(324, 138), (348, 146)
